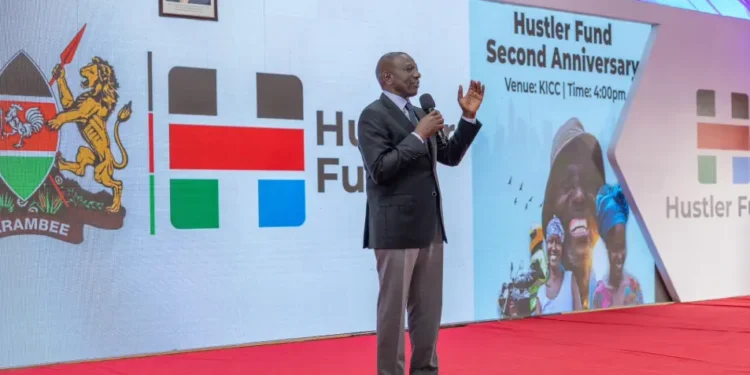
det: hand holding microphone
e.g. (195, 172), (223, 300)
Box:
(418, 94), (449, 148)
(414, 100), (444, 141)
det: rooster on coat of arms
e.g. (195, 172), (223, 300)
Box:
(0, 104), (44, 149)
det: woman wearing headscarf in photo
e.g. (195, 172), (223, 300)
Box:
(591, 184), (644, 309)
(535, 216), (582, 315)
(528, 225), (548, 314)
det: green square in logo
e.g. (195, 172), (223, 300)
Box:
(170, 179), (220, 229)
(698, 155), (717, 184)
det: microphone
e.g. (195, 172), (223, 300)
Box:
(419, 93), (448, 148)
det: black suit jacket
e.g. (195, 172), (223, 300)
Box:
(357, 93), (482, 249)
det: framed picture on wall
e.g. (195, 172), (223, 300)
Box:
(160, 0), (218, 21)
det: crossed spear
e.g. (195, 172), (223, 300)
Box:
(43, 24), (87, 208)
(49, 24), (86, 86)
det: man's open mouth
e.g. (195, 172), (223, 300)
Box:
(568, 218), (589, 237)
(81, 78), (89, 87)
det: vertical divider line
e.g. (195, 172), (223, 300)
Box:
(148, 51), (156, 235)
(147, 52), (153, 112)
(150, 174), (156, 235)
(149, 113), (155, 173)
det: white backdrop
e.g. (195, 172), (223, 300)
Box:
(0, 0), (475, 368)
(1, 0), (748, 370)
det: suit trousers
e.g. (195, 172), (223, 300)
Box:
(374, 228), (443, 375)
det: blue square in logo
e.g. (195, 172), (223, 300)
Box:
(258, 179), (306, 227)
(732, 157), (750, 184)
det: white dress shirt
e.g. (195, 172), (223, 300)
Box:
(382, 91), (476, 144)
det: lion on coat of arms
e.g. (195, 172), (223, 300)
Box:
(47, 56), (132, 213)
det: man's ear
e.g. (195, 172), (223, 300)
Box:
(382, 72), (392, 84)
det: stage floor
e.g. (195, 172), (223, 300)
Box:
(8, 297), (750, 374)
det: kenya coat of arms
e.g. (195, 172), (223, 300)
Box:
(0, 25), (130, 244)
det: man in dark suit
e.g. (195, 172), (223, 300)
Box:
(357, 52), (485, 375)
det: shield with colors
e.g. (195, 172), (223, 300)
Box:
(0, 51), (60, 202)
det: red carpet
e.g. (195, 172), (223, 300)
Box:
(7, 297), (750, 374)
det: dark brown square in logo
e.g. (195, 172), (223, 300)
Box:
(732, 93), (749, 120)
(696, 89), (715, 117)
(168, 67), (217, 116)
(256, 73), (303, 120)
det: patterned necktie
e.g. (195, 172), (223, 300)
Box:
(405, 101), (431, 154)
(404, 102), (419, 126)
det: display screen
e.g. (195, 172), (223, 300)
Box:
(638, 0), (750, 19)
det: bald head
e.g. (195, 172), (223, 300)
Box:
(375, 52), (406, 86)
(375, 52), (421, 98)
